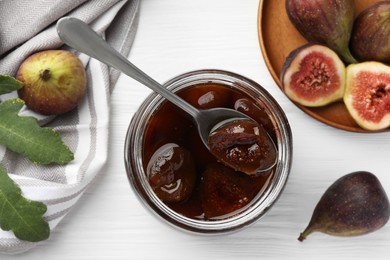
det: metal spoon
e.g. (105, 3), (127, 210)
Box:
(56, 17), (277, 172)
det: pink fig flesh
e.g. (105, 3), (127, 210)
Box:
(343, 61), (390, 131)
(281, 44), (346, 107)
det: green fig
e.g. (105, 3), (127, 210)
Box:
(298, 171), (390, 241)
(17, 50), (87, 115)
(286, 0), (357, 64)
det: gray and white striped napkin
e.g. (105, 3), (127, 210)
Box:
(0, 0), (139, 254)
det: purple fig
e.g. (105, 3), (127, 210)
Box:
(298, 171), (390, 241)
(350, 1), (390, 64)
(280, 44), (346, 107)
(286, 0), (357, 64)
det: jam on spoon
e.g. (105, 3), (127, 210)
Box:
(208, 118), (277, 175)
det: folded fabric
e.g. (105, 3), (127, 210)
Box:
(0, 0), (139, 254)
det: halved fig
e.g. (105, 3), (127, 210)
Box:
(281, 44), (346, 107)
(343, 62), (390, 131)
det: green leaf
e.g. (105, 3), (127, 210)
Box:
(0, 164), (50, 242)
(0, 75), (22, 95)
(0, 98), (74, 164)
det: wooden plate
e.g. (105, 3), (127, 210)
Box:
(258, 0), (387, 133)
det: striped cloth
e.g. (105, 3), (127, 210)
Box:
(0, 0), (139, 254)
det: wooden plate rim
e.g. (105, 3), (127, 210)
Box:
(257, 0), (388, 133)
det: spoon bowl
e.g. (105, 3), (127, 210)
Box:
(56, 17), (277, 172)
(209, 117), (278, 173)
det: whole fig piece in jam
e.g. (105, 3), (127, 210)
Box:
(281, 44), (346, 107)
(343, 61), (390, 131)
(147, 143), (197, 203)
(234, 98), (275, 136)
(286, 0), (357, 63)
(350, 1), (390, 64)
(299, 171), (390, 241)
(201, 163), (256, 219)
(208, 119), (277, 175)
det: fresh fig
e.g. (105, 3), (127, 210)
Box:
(350, 1), (390, 64)
(343, 61), (390, 131)
(147, 143), (197, 203)
(286, 0), (357, 63)
(299, 171), (390, 241)
(17, 50), (87, 115)
(281, 44), (346, 107)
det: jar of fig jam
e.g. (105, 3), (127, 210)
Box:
(125, 70), (292, 233)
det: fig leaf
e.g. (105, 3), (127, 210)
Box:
(0, 75), (22, 95)
(0, 164), (50, 242)
(0, 98), (74, 164)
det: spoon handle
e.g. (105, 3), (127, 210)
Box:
(56, 17), (201, 118)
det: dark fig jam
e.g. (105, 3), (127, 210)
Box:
(142, 83), (276, 220)
(208, 119), (277, 175)
(147, 143), (196, 203)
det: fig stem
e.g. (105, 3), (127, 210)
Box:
(340, 48), (358, 64)
(297, 233), (306, 242)
(297, 226), (313, 242)
(40, 69), (51, 81)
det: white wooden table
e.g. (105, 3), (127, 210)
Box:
(4, 0), (390, 259)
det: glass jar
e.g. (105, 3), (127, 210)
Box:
(124, 69), (292, 234)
